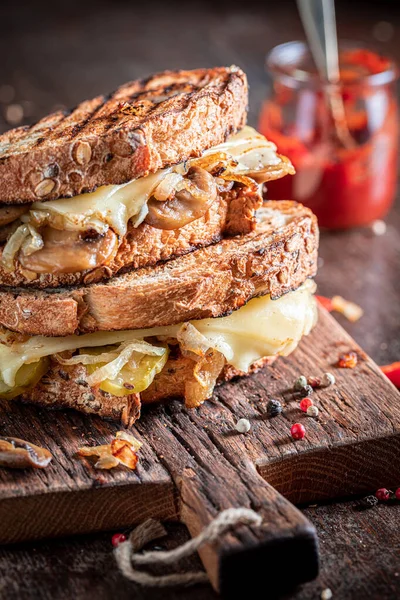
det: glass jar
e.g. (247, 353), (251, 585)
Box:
(259, 41), (399, 229)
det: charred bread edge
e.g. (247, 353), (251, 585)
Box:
(0, 202), (318, 336)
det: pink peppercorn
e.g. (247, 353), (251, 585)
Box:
(395, 488), (400, 500)
(111, 533), (126, 547)
(291, 423), (306, 440)
(300, 398), (313, 412)
(375, 488), (390, 502)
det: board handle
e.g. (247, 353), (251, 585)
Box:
(180, 465), (319, 597)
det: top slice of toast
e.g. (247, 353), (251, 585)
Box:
(0, 67), (248, 204)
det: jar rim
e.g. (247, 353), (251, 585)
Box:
(266, 40), (398, 88)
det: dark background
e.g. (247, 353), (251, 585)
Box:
(0, 1), (399, 599)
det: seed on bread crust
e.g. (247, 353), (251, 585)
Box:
(34, 178), (56, 198)
(73, 141), (92, 165)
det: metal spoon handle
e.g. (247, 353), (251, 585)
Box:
(297, 0), (340, 83)
(297, 0), (355, 148)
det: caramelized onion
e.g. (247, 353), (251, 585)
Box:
(78, 430), (141, 470)
(1, 224), (30, 271)
(219, 173), (259, 191)
(177, 323), (211, 358)
(188, 151), (236, 172)
(245, 155), (295, 183)
(184, 349), (225, 408)
(145, 166), (217, 230)
(0, 436), (52, 469)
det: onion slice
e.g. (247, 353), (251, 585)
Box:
(177, 323), (211, 358)
(1, 225), (30, 271)
(55, 339), (166, 387)
(85, 341), (165, 387)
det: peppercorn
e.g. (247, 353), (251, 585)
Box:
(322, 372), (336, 387)
(308, 376), (321, 388)
(356, 495), (379, 510)
(266, 399), (283, 417)
(375, 488), (391, 501)
(300, 397), (313, 412)
(294, 375), (307, 390)
(299, 384), (313, 398)
(307, 405), (319, 417)
(321, 589), (333, 600)
(291, 423), (306, 440)
(111, 533), (126, 547)
(235, 418), (251, 434)
(395, 488), (400, 500)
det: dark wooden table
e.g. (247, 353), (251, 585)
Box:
(0, 1), (399, 598)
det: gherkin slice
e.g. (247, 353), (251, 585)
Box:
(0, 358), (49, 400)
(82, 344), (169, 397)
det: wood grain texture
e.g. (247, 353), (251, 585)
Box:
(0, 308), (399, 595)
(0, 1), (400, 598)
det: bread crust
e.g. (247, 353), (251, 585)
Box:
(0, 67), (247, 204)
(141, 354), (276, 405)
(20, 353), (276, 424)
(0, 201), (319, 336)
(21, 362), (141, 427)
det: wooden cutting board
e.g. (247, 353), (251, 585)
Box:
(1, 307), (399, 597)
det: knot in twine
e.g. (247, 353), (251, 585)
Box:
(114, 507), (262, 587)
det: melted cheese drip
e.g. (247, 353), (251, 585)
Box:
(0, 280), (316, 387)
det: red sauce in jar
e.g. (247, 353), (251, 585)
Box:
(259, 46), (399, 228)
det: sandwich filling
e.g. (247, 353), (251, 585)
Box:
(0, 280), (316, 408)
(0, 127), (293, 276)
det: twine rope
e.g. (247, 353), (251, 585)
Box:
(114, 507), (262, 587)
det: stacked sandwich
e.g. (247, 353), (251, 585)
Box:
(0, 67), (319, 425)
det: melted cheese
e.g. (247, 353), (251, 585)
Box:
(0, 280), (316, 387)
(194, 279), (317, 371)
(21, 126), (286, 238)
(204, 126), (282, 173)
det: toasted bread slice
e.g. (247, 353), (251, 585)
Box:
(0, 201), (319, 336)
(20, 353), (275, 425)
(0, 187), (262, 288)
(0, 67), (247, 204)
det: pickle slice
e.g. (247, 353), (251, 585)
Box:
(0, 358), (49, 400)
(82, 345), (169, 397)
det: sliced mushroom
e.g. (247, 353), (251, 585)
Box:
(145, 166), (217, 230)
(0, 436), (53, 469)
(0, 204), (30, 227)
(19, 227), (118, 274)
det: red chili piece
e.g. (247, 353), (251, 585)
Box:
(111, 533), (127, 547)
(291, 423), (306, 440)
(375, 488), (390, 502)
(300, 398), (313, 412)
(315, 296), (333, 312)
(381, 362), (400, 388)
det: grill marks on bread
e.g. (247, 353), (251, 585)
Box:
(0, 67), (248, 203)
